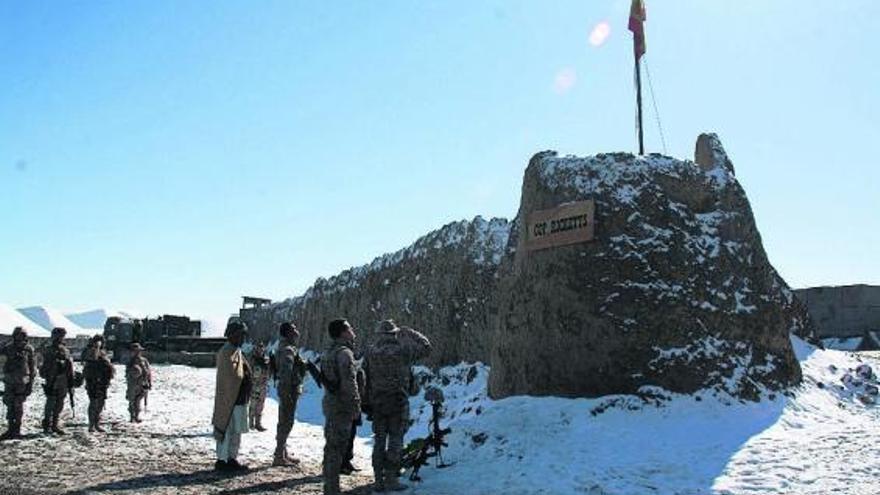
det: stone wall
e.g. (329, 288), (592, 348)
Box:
(795, 285), (880, 338)
(237, 217), (510, 367)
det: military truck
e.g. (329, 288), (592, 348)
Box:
(104, 314), (223, 363)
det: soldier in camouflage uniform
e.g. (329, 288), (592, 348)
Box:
(247, 341), (270, 432)
(274, 322), (308, 466)
(1, 327), (36, 440)
(39, 327), (74, 435)
(126, 342), (152, 423)
(81, 334), (115, 432)
(321, 319), (361, 495)
(364, 320), (431, 492)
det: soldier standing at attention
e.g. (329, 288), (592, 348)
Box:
(126, 342), (152, 423)
(81, 334), (115, 432)
(321, 319), (361, 495)
(364, 320), (432, 492)
(40, 327), (74, 435)
(248, 341), (270, 432)
(274, 322), (308, 466)
(1, 327), (36, 440)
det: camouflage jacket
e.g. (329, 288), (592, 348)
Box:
(2, 341), (36, 386)
(39, 341), (73, 389)
(321, 339), (360, 417)
(81, 346), (115, 387)
(126, 356), (152, 392)
(276, 337), (307, 397)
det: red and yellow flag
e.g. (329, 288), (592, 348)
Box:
(628, 0), (646, 60)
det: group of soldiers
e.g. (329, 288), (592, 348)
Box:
(214, 317), (431, 495)
(3, 317), (431, 495)
(0, 326), (152, 439)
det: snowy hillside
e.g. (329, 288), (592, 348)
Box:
(0, 303), (50, 337)
(17, 306), (86, 335)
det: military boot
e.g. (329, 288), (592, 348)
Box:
(52, 417), (66, 435)
(384, 471), (408, 492)
(323, 479), (341, 495)
(0, 428), (16, 441)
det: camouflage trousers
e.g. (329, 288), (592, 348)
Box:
(3, 384), (28, 433)
(42, 384), (68, 431)
(128, 388), (146, 420)
(86, 383), (109, 427)
(322, 411), (354, 495)
(371, 402), (409, 483)
(249, 376), (268, 427)
(275, 390), (300, 459)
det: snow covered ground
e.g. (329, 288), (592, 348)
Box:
(1, 337), (878, 494)
(404, 338), (880, 495)
(0, 364), (374, 494)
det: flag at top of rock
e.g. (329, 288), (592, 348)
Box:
(628, 0), (646, 60)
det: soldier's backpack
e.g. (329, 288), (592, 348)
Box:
(366, 337), (408, 415)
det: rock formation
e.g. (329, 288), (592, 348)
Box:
(488, 134), (808, 400)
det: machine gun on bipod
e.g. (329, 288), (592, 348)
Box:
(401, 387), (454, 481)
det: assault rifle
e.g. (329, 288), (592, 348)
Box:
(401, 396), (453, 481)
(302, 355), (339, 393)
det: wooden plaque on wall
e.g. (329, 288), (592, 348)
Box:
(525, 200), (595, 251)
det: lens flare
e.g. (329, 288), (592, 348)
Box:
(589, 21), (611, 47)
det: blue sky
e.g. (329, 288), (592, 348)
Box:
(1, 1), (878, 323)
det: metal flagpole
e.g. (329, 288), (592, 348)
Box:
(635, 58), (644, 156)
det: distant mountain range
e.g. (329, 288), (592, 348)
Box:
(1, 304), (226, 337)
(0, 303), (52, 337)
(0, 305), (137, 336)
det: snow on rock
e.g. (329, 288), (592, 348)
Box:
(491, 134), (808, 399)
(17, 305), (87, 335)
(0, 303), (51, 337)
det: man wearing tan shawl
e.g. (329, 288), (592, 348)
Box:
(212, 321), (252, 473)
